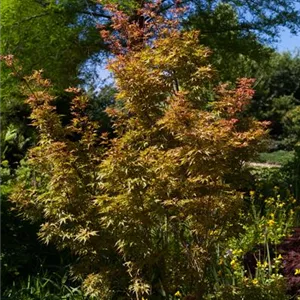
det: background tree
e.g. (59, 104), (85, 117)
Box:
(187, 0), (300, 40)
(186, 2), (272, 82)
(250, 52), (300, 149)
(0, 0), (111, 166)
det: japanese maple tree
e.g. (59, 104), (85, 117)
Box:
(8, 1), (268, 298)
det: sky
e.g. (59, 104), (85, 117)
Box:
(275, 29), (300, 53)
(271, 1), (300, 53)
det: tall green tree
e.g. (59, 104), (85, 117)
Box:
(250, 52), (300, 148)
(188, 0), (300, 39)
(186, 2), (273, 82)
(0, 0), (109, 165)
(0, 0), (107, 88)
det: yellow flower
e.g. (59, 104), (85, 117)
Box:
(295, 269), (300, 275)
(174, 291), (182, 297)
(265, 197), (274, 205)
(267, 219), (275, 226)
(257, 261), (262, 267)
(233, 249), (243, 256)
(209, 230), (218, 236)
(252, 279), (259, 285)
(250, 191), (255, 197)
(257, 261), (268, 268)
(277, 254), (283, 260)
(230, 259), (237, 269)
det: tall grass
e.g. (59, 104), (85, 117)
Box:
(2, 271), (90, 300)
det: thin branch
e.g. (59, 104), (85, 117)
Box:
(79, 10), (111, 19)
